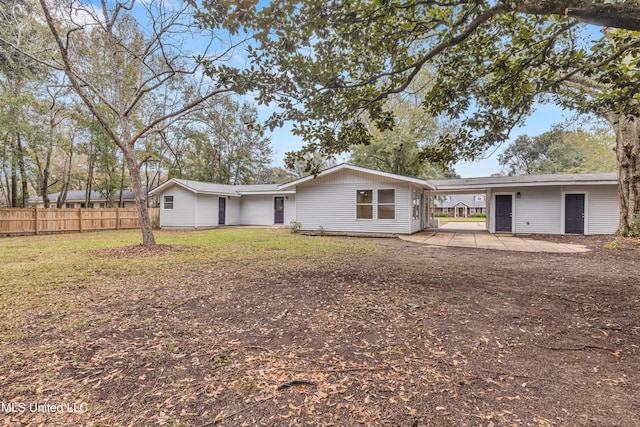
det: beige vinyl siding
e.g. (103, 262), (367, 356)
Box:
(295, 170), (413, 234)
(513, 186), (562, 234)
(284, 196), (296, 225)
(195, 194), (219, 228)
(226, 196), (242, 225)
(489, 184), (619, 235)
(240, 195), (273, 225)
(159, 186), (196, 228)
(565, 184), (619, 234)
(239, 194), (296, 225)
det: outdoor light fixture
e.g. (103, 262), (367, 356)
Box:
(517, 192), (522, 198)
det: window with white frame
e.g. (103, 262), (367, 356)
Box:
(356, 190), (373, 219)
(377, 189), (395, 220)
(164, 195), (174, 210)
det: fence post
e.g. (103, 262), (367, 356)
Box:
(79, 208), (83, 232)
(116, 208), (120, 230)
(34, 208), (39, 235)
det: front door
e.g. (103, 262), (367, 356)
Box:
(565, 194), (585, 234)
(274, 197), (284, 224)
(218, 197), (226, 225)
(495, 195), (512, 232)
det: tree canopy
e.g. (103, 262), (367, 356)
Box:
(197, 0), (640, 234)
(498, 127), (616, 176)
(212, 0), (638, 169)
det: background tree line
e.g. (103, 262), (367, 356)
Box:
(0, 0), (276, 215)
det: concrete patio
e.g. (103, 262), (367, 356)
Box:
(400, 222), (590, 253)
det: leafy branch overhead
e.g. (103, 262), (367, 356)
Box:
(198, 0), (639, 170)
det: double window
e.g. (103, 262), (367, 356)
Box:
(356, 189), (395, 220)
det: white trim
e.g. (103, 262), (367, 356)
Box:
(561, 190), (588, 235)
(279, 163), (434, 190)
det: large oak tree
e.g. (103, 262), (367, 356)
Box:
(200, 0), (640, 235)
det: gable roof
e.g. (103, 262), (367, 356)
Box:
(279, 163), (434, 190)
(148, 178), (293, 197)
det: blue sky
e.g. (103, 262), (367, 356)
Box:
(113, 0), (606, 179)
(263, 101), (584, 178)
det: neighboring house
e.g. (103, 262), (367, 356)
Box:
(432, 194), (486, 217)
(430, 173), (619, 235)
(32, 190), (137, 208)
(149, 164), (620, 235)
(148, 179), (296, 229)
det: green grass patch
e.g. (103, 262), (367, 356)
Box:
(0, 228), (380, 338)
(437, 217), (487, 225)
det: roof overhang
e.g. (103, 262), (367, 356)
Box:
(149, 179), (241, 197)
(429, 173), (618, 194)
(279, 163), (434, 190)
(237, 190), (296, 195)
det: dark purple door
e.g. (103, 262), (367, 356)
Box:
(495, 195), (512, 232)
(218, 197), (226, 225)
(274, 197), (284, 224)
(565, 194), (585, 234)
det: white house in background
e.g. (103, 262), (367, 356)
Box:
(148, 179), (295, 229)
(149, 164), (620, 235)
(430, 172), (619, 235)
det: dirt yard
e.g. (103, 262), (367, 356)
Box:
(1, 231), (639, 426)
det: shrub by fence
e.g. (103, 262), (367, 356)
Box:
(0, 208), (160, 236)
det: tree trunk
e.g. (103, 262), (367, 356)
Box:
(86, 138), (94, 208)
(611, 115), (640, 236)
(11, 170), (17, 208)
(16, 133), (29, 208)
(122, 145), (156, 246)
(57, 150), (73, 209)
(119, 156), (125, 208)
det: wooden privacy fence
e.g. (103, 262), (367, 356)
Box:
(0, 208), (160, 236)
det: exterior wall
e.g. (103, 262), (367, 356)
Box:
(488, 184), (619, 235)
(239, 194), (296, 225)
(513, 186), (562, 234)
(564, 184), (619, 234)
(226, 196), (242, 225)
(159, 185), (196, 228)
(195, 194), (220, 229)
(295, 170), (414, 234)
(284, 196), (297, 225)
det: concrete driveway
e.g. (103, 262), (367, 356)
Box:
(401, 226), (590, 253)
